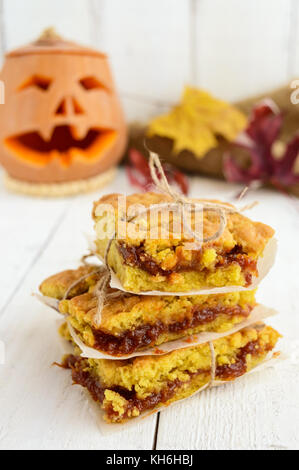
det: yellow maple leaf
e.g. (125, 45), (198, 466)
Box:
(148, 87), (247, 159)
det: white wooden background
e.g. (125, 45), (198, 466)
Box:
(0, 0), (299, 122)
(0, 0), (299, 451)
(0, 169), (299, 450)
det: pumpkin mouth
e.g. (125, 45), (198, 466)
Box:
(4, 125), (117, 166)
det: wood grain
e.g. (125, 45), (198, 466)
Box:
(0, 0), (6, 63)
(0, 169), (71, 314)
(0, 171), (298, 449)
(157, 182), (299, 450)
(88, 0), (192, 103)
(194, 0), (292, 101)
(3, 0), (92, 50)
(0, 1), (299, 449)
(0, 171), (157, 450)
(1, 0), (298, 120)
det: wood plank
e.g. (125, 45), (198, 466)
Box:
(0, 0), (6, 64)
(288, 0), (299, 77)
(156, 185), (299, 450)
(121, 94), (170, 123)
(1, 169), (299, 449)
(0, 169), (71, 315)
(0, 1), (92, 314)
(89, 0), (192, 102)
(0, 171), (157, 450)
(3, 0), (92, 50)
(195, 0), (292, 101)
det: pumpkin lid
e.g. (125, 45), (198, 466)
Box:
(6, 28), (106, 59)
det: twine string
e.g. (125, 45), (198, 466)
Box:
(148, 151), (257, 245)
(62, 267), (104, 301)
(149, 152), (227, 245)
(63, 152), (257, 327)
(81, 253), (96, 266)
(61, 251), (129, 326)
(149, 150), (257, 213)
(93, 270), (111, 324)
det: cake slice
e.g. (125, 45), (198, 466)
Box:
(40, 264), (100, 300)
(93, 192), (275, 293)
(40, 266), (257, 357)
(60, 323), (280, 423)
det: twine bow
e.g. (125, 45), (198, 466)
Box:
(149, 152), (227, 244)
(62, 254), (129, 326)
(148, 151), (257, 244)
(62, 152), (257, 327)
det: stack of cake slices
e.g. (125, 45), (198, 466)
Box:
(39, 192), (281, 424)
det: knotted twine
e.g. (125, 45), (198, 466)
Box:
(60, 151), (258, 386)
(147, 151), (257, 243)
(62, 261), (217, 389)
(62, 256), (127, 304)
(64, 151), (257, 326)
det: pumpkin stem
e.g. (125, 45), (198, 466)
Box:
(37, 27), (63, 43)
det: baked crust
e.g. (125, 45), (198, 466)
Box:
(93, 192), (274, 255)
(93, 193), (275, 293)
(39, 265), (100, 300)
(93, 193), (274, 293)
(40, 266), (256, 356)
(61, 324), (280, 422)
(62, 289), (255, 356)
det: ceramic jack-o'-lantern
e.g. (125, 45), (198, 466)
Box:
(0, 29), (127, 196)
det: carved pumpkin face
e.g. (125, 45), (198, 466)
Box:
(0, 33), (127, 184)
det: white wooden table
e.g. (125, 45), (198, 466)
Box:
(0, 168), (298, 450)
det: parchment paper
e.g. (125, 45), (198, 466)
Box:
(85, 350), (285, 434)
(68, 304), (277, 360)
(109, 237), (277, 296)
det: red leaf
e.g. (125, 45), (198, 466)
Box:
(128, 148), (151, 178)
(126, 149), (189, 195)
(223, 101), (299, 191)
(223, 153), (254, 184)
(171, 168), (189, 196)
(272, 135), (299, 186)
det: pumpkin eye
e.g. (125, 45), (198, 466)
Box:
(79, 76), (108, 91)
(18, 75), (52, 92)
